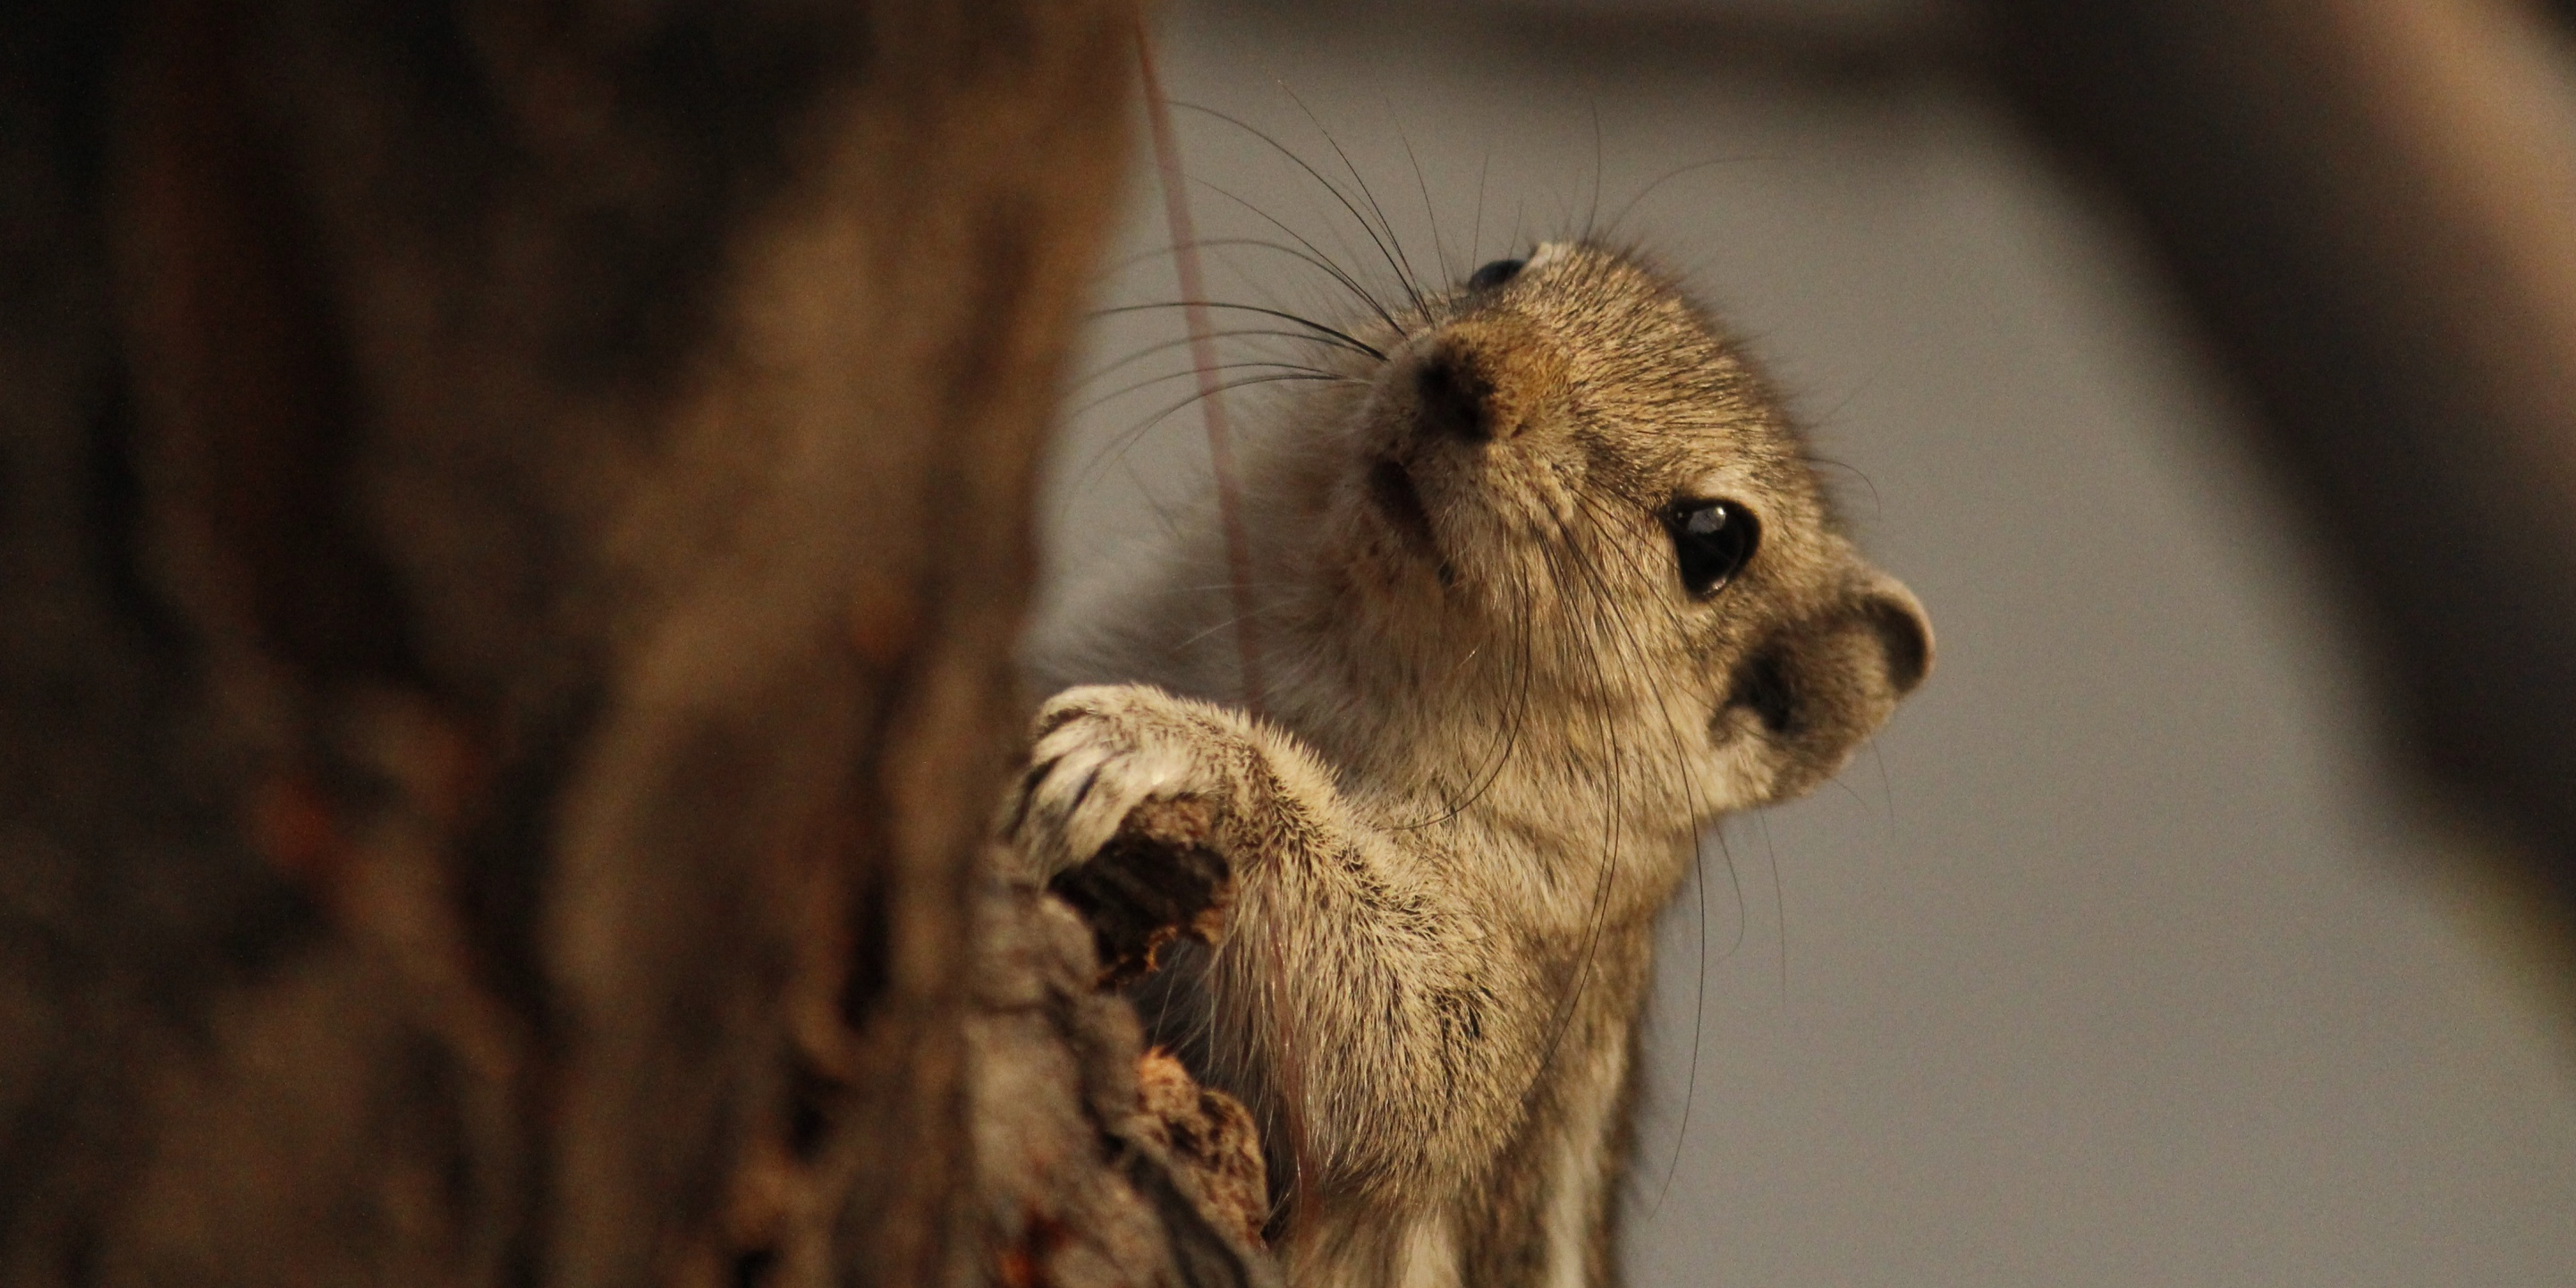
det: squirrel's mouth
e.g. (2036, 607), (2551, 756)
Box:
(1367, 456), (1440, 563)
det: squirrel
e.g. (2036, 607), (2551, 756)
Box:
(1009, 241), (1932, 1287)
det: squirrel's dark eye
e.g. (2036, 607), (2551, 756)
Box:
(1664, 500), (1759, 597)
(1467, 258), (1525, 291)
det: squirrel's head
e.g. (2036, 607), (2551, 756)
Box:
(1254, 242), (1930, 819)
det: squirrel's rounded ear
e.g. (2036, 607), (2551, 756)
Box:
(1715, 571), (1931, 803)
(1858, 575), (1933, 699)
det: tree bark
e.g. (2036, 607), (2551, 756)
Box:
(0, 1), (1255, 1283)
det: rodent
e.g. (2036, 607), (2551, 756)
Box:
(1009, 241), (1932, 1287)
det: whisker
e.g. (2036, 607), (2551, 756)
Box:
(1648, 827), (1716, 1218)
(1174, 99), (1428, 324)
(1068, 360), (1352, 422)
(1753, 809), (1788, 1005)
(1098, 233), (1392, 336)
(1396, 119), (1453, 293)
(1601, 155), (1769, 239)
(1470, 145), (1494, 271)
(1553, 487), (1751, 1216)
(1276, 87), (1431, 318)
(1514, 526), (1635, 1116)
(1063, 369), (1359, 505)
(1803, 451), (1884, 522)
(1175, 175), (1405, 335)
(1583, 98), (1606, 244)
(1078, 328), (1373, 390)
(1386, 540), (1542, 831)
(1090, 301), (1386, 361)
(1870, 740), (1898, 844)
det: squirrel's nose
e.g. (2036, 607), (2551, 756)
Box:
(1411, 345), (1500, 443)
(1402, 318), (1565, 446)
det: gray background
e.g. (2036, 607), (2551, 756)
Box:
(1032, 3), (2576, 1282)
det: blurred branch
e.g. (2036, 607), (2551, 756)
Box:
(1258, 0), (1978, 85)
(1980, 0), (2576, 941)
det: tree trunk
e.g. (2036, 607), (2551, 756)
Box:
(0, 1), (1250, 1283)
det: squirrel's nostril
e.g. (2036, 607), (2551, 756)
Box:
(1412, 349), (1498, 444)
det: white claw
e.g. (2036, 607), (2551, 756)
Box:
(1004, 691), (1215, 881)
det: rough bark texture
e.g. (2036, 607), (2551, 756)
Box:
(0, 0), (1266, 1283)
(1047, 799), (1231, 991)
(1981, 0), (2576, 947)
(970, 863), (1271, 1288)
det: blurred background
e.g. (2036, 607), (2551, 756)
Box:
(1038, 1), (2576, 1282)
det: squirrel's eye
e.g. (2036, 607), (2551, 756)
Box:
(1467, 258), (1525, 291)
(1664, 500), (1759, 597)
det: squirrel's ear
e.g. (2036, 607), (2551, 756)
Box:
(1714, 571), (1930, 803)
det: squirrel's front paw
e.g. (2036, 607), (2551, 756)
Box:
(1004, 684), (1224, 880)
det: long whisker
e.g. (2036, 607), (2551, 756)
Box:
(1096, 233), (1357, 295)
(1386, 538), (1542, 830)
(1802, 450), (1883, 521)
(1098, 233), (1393, 340)
(1651, 826), (1716, 1217)
(1513, 521), (1634, 1114)
(1068, 360), (1352, 422)
(1753, 809), (1788, 1004)
(1396, 119), (1453, 296)
(1080, 335), (1365, 393)
(1276, 87), (1430, 318)
(1173, 100), (1427, 324)
(1470, 146), (1496, 272)
(1090, 301), (1385, 361)
(1063, 369), (1360, 504)
(1583, 97), (1606, 244)
(1078, 328), (1373, 390)
(1555, 487), (1751, 1216)
(1601, 155), (1768, 239)
(1175, 175), (1405, 335)
(1556, 498), (1730, 1213)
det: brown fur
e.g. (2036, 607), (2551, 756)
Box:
(1015, 242), (1931, 1287)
